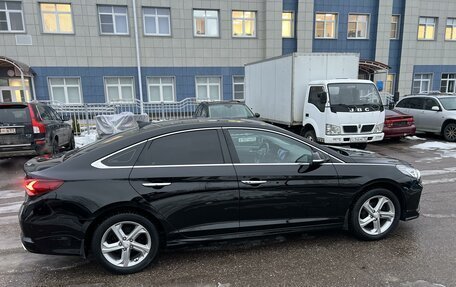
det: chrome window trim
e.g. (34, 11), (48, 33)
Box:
(91, 140), (147, 169)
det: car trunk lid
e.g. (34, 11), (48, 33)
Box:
(0, 104), (34, 148)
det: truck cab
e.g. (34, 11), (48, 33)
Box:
(302, 79), (385, 147)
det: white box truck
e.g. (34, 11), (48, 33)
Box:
(245, 53), (385, 148)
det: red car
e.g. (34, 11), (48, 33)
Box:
(383, 109), (416, 140)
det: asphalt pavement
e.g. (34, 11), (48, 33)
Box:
(0, 135), (454, 287)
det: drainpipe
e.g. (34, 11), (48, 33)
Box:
(132, 0), (144, 114)
(31, 75), (37, 101)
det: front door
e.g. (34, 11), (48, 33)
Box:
(224, 128), (342, 232)
(129, 129), (239, 238)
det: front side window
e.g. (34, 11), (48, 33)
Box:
(445, 18), (456, 41)
(196, 77), (221, 101)
(147, 77), (174, 102)
(282, 12), (294, 38)
(440, 73), (455, 93)
(396, 98), (424, 109)
(348, 14), (369, 39)
(40, 3), (73, 33)
(98, 5), (128, 35)
(137, 130), (224, 165)
(412, 74), (432, 94)
(0, 1), (25, 32)
(418, 17), (436, 40)
(193, 9), (218, 37)
(315, 13), (337, 39)
(143, 7), (170, 36)
(105, 77), (135, 103)
(391, 15), (400, 39)
(232, 11), (256, 37)
(228, 129), (313, 164)
(424, 98), (440, 110)
(233, 76), (245, 100)
(48, 77), (82, 104)
(386, 74), (395, 94)
(308, 86), (326, 112)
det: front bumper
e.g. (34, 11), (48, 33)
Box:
(321, 133), (384, 144)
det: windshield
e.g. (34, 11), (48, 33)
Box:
(439, 97), (456, 110)
(208, 104), (254, 118)
(0, 105), (30, 124)
(328, 83), (383, 113)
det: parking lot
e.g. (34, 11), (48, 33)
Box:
(0, 136), (455, 287)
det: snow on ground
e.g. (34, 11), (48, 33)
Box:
(405, 136), (426, 141)
(74, 131), (98, 148)
(411, 141), (456, 159)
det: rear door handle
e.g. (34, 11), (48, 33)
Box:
(142, 182), (171, 188)
(241, 180), (267, 186)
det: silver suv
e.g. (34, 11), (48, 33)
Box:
(395, 95), (456, 141)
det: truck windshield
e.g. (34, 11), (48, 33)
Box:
(328, 83), (383, 113)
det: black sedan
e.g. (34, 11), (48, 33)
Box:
(19, 119), (422, 274)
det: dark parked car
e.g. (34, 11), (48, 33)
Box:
(383, 109), (416, 140)
(194, 101), (260, 119)
(0, 102), (74, 158)
(20, 119), (422, 274)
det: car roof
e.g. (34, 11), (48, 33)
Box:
(0, 102), (29, 106)
(401, 94), (455, 99)
(199, 101), (245, 106)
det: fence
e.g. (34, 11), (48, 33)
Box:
(41, 98), (198, 134)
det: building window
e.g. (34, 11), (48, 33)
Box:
(282, 12), (294, 38)
(196, 77), (221, 101)
(232, 11), (256, 37)
(315, 13), (337, 39)
(412, 74), (432, 94)
(48, 78), (82, 104)
(441, 74), (456, 93)
(386, 74), (395, 94)
(147, 77), (175, 102)
(418, 17), (437, 40)
(348, 14), (369, 39)
(445, 18), (456, 41)
(193, 9), (218, 37)
(391, 15), (400, 39)
(40, 3), (73, 34)
(98, 5), (128, 35)
(105, 77), (135, 103)
(143, 7), (170, 36)
(0, 1), (25, 32)
(233, 76), (245, 100)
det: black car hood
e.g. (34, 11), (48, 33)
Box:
(327, 146), (405, 165)
(24, 153), (66, 174)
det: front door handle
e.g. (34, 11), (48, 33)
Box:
(142, 182), (171, 188)
(241, 180), (267, 186)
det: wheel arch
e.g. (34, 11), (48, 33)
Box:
(441, 119), (456, 135)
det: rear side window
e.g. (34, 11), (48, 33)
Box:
(308, 86), (326, 112)
(101, 143), (145, 167)
(0, 105), (30, 124)
(36, 105), (53, 120)
(137, 130), (224, 165)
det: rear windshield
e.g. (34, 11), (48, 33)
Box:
(0, 105), (30, 124)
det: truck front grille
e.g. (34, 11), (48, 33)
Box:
(361, 125), (374, 133)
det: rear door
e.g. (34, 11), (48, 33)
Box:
(0, 104), (34, 149)
(129, 128), (240, 238)
(396, 98), (425, 131)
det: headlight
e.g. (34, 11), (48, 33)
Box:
(326, 124), (341, 135)
(396, 165), (421, 180)
(373, 123), (384, 133)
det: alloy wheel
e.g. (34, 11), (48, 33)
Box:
(100, 221), (152, 268)
(358, 195), (395, 236)
(444, 124), (456, 142)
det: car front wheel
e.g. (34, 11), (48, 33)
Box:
(91, 213), (159, 274)
(349, 189), (400, 240)
(443, 123), (456, 142)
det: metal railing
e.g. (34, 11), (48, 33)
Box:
(40, 98), (198, 134)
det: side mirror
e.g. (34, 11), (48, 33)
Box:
(318, 92), (328, 105)
(431, 106), (440, 111)
(254, 113), (260, 118)
(62, 115), (70, 121)
(311, 152), (327, 165)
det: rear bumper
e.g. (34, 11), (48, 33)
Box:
(383, 125), (416, 138)
(0, 142), (46, 158)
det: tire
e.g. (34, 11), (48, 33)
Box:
(303, 130), (317, 142)
(443, 123), (456, 142)
(349, 143), (368, 150)
(349, 188), (401, 241)
(66, 134), (75, 150)
(51, 138), (59, 154)
(91, 213), (159, 274)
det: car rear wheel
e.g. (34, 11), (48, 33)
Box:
(91, 213), (159, 274)
(443, 123), (456, 142)
(349, 189), (400, 240)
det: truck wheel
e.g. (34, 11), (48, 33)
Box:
(350, 143), (367, 150)
(443, 123), (456, 142)
(303, 130), (317, 142)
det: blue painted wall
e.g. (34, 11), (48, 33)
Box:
(32, 66), (244, 103)
(313, 0), (379, 60)
(282, 0), (298, 55)
(413, 65), (456, 91)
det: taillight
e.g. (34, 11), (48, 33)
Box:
(28, 105), (46, 134)
(385, 120), (393, 128)
(24, 178), (64, 196)
(407, 117), (414, 126)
